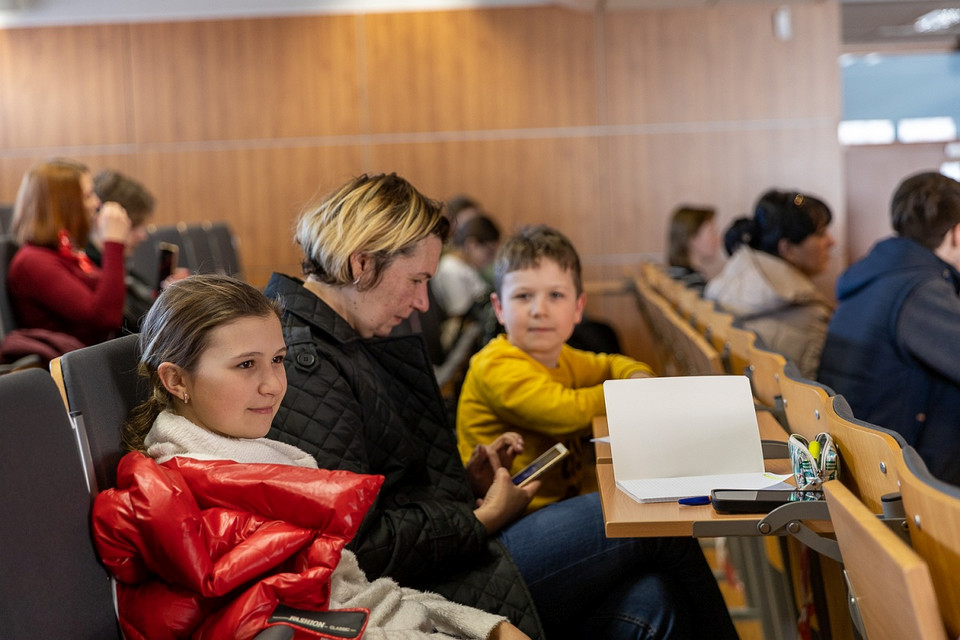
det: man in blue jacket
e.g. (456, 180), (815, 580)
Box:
(818, 171), (960, 486)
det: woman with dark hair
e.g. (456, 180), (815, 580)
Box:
(7, 158), (130, 346)
(665, 205), (722, 292)
(705, 189), (835, 377)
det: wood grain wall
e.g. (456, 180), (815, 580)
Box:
(0, 3), (843, 361)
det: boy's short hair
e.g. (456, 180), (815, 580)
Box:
(493, 224), (582, 296)
(891, 171), (960, 250)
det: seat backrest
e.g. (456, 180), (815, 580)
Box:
(0, 234), (20, 339)
(632, 276), (678, 376)
(57, 333), (145, 492)
(0, 368), (120, 639)
(778, 360), (834, 441)
(825, 394), (904, 513)
(898, 445), (960, 637)
(713, 320), (756, 376)
(745, 341), (787, 413)
(183, 222), (220, 274)
(0, 204), (13, 234)
(128, 223), (194, 285)
(823, 479), (946, 640)
(205, 220), (243, 278)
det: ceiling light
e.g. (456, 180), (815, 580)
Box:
(914, 8), (960, 33)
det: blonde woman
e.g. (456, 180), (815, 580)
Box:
(265, 173), (738, 640)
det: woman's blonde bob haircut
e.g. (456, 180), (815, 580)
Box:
(296, 173), (449, 290)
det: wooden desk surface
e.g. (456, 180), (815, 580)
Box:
(592, 413), (831, 538)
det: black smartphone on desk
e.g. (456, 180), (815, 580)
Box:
(710, 489), (824, 514)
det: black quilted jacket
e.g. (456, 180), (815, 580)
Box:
(265, 274), (544, 639)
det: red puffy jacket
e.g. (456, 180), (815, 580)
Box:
(92, 452), (384, 640)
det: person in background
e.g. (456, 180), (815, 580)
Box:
(7, 158), (130, 346)
(666, 205), (723, 292)
(431, 213), (501, 353)
(457, 224), (655, 512)
(444, 193), (483, 238)
(92, 274), (529, 640)
(265, 172), (738, 640)
(818, 172), (960, 486)
(89, 169), (188, 331)
(705, 189), (835, 378)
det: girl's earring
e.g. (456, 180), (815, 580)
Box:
(182, 392), (190, 405)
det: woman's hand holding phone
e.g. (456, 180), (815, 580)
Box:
(474, 468), (539, 535)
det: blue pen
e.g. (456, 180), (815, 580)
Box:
(678, 496), (711, 506)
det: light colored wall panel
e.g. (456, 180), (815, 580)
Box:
(135, 145), (364, 287)
(0, 25), (130, 148)
(603, 3), (841, 124)
(126, 16), (362, 143)
(368, 136), (603, 248)
(364, 7), (597, 133)
(844, 143), (950, 264)
(0, 4), (844, 360)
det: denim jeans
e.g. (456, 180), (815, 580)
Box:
(498, 492), (738, 640)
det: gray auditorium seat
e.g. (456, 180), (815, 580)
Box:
(57, 333), (144, 491)
(0, 368), (121, 639)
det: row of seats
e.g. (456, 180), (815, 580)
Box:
(636, 262), (960, 640)
(128, 221), (243, 284)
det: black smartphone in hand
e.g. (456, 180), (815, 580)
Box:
(156, 242), (179, 290)
(710, 488), (823, 514)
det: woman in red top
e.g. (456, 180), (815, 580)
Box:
(8, 159), (131, 346)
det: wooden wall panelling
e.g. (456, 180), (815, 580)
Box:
(602, 3), (841, 125)
(136, 145), (364, 288)
(363, 7), (597, 133)
(0, 25), (131, 149)
(369, 136), (604, 244)
(125, 16), (362, 144)
(844, 142), (950, 264)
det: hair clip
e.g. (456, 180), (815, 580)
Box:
(793, 193), (805, 207)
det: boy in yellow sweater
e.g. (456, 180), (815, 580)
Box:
(457, 225), (653, 512)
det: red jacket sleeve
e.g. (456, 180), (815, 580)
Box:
(91, 453), (384, 640)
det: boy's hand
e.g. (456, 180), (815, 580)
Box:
(474, 468), (539, 535)
(465, 432), (524, 497)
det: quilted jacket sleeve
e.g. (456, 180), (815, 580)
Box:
(274, 332), (491, 585)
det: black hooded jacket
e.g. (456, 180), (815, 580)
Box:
(818, 236), (960, 485)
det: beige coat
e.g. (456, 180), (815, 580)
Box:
(705, 247), (833, 379)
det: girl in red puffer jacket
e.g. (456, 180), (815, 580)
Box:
(92, 274), (529, 640)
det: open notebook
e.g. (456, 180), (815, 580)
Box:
(603, 375), (789, 503)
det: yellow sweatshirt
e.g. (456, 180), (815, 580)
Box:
(457, 335), (653, 512)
